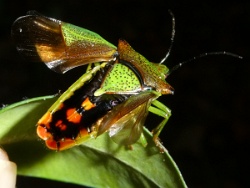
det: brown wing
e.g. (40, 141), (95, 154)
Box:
(11, 11), (117, 73)
(96, 91), (157, 145)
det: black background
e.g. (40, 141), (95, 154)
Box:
(0, 0), (249, 187)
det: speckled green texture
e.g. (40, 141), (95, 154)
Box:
(61, 22), (116, 48)
(94, 63), (141, 96)
(117, 40), (172, 94)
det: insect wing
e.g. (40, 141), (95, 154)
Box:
(109, 101), (148, 146)
(11, 11), (117, 73)
(96, 91), (157, 145)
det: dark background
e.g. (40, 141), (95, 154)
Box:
(0, 0), (249, 187)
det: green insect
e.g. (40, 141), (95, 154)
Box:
(14, 10), (236, 151)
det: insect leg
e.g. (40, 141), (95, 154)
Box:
(138, 132), (148, 147)
(148, 100), (171, 147)
(86, 62), (101, 73)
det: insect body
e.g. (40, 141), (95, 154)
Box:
(12, 11), (173, 150)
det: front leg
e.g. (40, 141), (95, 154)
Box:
(148, 100), (171, 148)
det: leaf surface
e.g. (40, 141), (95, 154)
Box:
(0, 96), (187, 188)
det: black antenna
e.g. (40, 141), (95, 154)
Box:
(160, 10), (175, 64)
(160, 10), (243, 75)
(168, 52), (243, 76)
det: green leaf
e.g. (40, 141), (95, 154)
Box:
(0, 96), (187, 188)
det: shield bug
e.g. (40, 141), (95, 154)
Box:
(11, 11), (240, 151)
(11, 11), (173, 151)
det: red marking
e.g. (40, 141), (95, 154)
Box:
(36, 98), (96, 151)
(45, 138), (76, 151)
(55, 120), (67, 131)
(81, 97), (95, 110)
(45, 128), (91, 151)
(37, 124), (50, 140)
(37, 112), (52, 140)
(66, 108), (82, 124)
